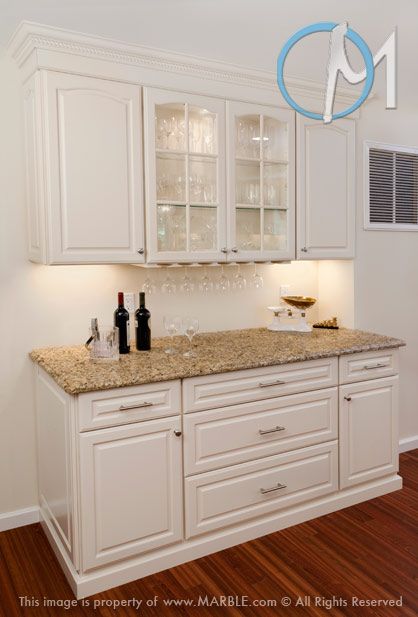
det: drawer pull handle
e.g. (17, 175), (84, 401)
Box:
(119, 402), (154, 411)
(260, 482), (287, 495)
(258, 379), (286, 388)
(363, 363), (387, 370)
(259, 426), (286, 435)
(344, 396), (352, 402)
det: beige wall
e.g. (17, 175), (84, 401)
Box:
(0, 55), (322, 515)
(355, 97), (418, 444)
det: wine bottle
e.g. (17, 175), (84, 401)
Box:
(114, 292), (130, 354)
(135, 292), (151, 351)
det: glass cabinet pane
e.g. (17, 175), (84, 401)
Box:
(264, 209), (287, 251)
(189, 107), (217, 154)
(156, 154), (186, 202)
(264, 163), (287, 207)
(263, 117), (288, 161)
(236, 208), (261, 250)
(235, 115), (260, 159)
(157, 205), (186, 251)
(189, 156), (217, 204)
(236, 162), (260, 205)
(190, 206), (217, 251)
(155, 103), (186, 151)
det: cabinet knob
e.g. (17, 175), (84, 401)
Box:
(174, 430), (182, 437)
(344, 396), (352, 402)
(137, 248), (145, 255)
(301, 247), (308, 253)
(221, 247), (228, 254)
(231, 247), (238, 253)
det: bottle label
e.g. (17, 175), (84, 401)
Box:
(135, 320), (138, 327)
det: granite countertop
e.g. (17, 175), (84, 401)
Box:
(30, 327), (405, 395)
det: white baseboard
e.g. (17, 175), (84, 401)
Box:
(0, 506), (39, 533)
(399, 435), (418, 453)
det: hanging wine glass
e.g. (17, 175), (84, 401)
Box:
(180, 266), (194, 294)
(161, 270), (177, 294)
(142, 273), (157, 295)
(217, 265), (230, 293)
(233, 264), (247, 291)
(199, 266), (213, 294)
(252, 263), (264, 289)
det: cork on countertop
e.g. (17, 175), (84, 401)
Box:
(30, 327), (405, 395)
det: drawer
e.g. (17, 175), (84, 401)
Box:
(184, 388), (338, 475)
(183, 358), (338, 413)
(185, 441), (338, 538)
(339, 349), (398, 384)
(78, 380), (181, 431)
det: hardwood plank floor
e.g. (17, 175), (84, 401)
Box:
(0, 450), (417, 616)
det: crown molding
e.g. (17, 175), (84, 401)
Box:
(8, 21), (362, 106)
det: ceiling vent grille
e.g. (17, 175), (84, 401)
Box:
(365, 142), (418, 230)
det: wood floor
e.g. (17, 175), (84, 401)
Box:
(1, 450), (417, 617)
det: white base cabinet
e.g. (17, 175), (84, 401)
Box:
(34, 348), (401, 598)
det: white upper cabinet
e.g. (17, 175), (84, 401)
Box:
(227, 102), (295, 262)
(297, 117), (355, 260)
(143, 88), (226, 263)
(27, 71), (144, 264)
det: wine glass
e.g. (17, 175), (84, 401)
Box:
(217, 265), (230, 293)
(163, 315), (181, 355)
(161, 271), (177, 294)
(252, 263), (264, 289)
(199, 266), (213, 294)
(182, 317), (199, 357)
(233, 264), (247, 291)
(180, 267), (194, 294)
(142, 274), (157, 295)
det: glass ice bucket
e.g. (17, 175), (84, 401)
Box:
(86, 326), (119, 361)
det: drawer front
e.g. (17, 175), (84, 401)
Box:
(78, 380), (181, 431)
(183, 358), (338, 413)
(184, 388), (338, 475)
(339, 349), (398, 384)
(185, 442), (338, 538)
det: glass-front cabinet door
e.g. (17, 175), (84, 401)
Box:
(144, 88), (226, 263)
(227, 102), (295, 261)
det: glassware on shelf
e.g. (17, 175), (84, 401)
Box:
(180, 267), (195, 294)
(156, 155), (186, 202)
(251, 263), (264, 289)
(236, 208), (261, 251)
(157, 205), (187, 252)
(236, 116), (260, 159)
(182, 317), (199, 357)
(217, 265), (230, 293)
(264, 209), (287, 251)
(233, 264), (247, 291)
(161, 271), (177, 294)
(236, 161), (260, 205)
(155, 105), (186, 151)
(189, 107), (216, 154)
(262, 117), (288, 161)
(142, 274), (157, 295)
(190, 206), (217, 251)
(163, 315), (181, 354)
(199, 266), (214, 294)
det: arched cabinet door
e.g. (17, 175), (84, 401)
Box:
(44, 72), (144, 264)
(226, 101), (295, 262)
(297, 117), (355, 260)
(143, 88), (226, 263)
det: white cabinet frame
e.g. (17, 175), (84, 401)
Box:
(143, 88), (227, 263)
(226, 101), (296, 262)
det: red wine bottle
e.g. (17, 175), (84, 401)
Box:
(114, 292), (130, 354)
(135, 292), (151, 351)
